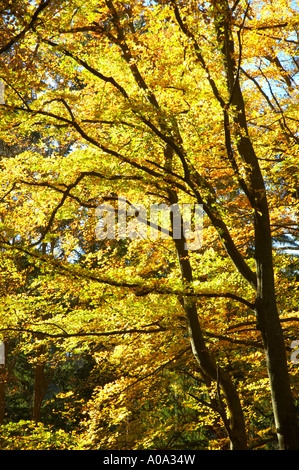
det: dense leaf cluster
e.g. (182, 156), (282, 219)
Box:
(0, 0), (299, 450)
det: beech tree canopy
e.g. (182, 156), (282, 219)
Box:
(0, 0), (299, 451)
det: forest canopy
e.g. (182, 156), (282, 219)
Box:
(0, 0), (299, 451)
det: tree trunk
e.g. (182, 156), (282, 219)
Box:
(169, 190), (247, 449)
(255, 211), (299, 449)
(257, 300), (299, 449)
(182, 295), (247, 449)
(32, 341), (46, 423)
(212, 0), (299, 449)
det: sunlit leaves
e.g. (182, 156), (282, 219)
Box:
(0, 420), (78, 450)
(0, 0), (299, 451)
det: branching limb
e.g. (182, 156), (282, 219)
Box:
(0, 239), (255, 310)
(0, 325), (166, 339)
(0, 0), (51, 55)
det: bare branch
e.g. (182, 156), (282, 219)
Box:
(228, 2), (251, 106)
(0, 325), (166, 339)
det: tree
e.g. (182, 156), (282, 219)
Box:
(0, 0), (299, 450)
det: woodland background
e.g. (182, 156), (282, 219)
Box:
(0, 0), (299, 451)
